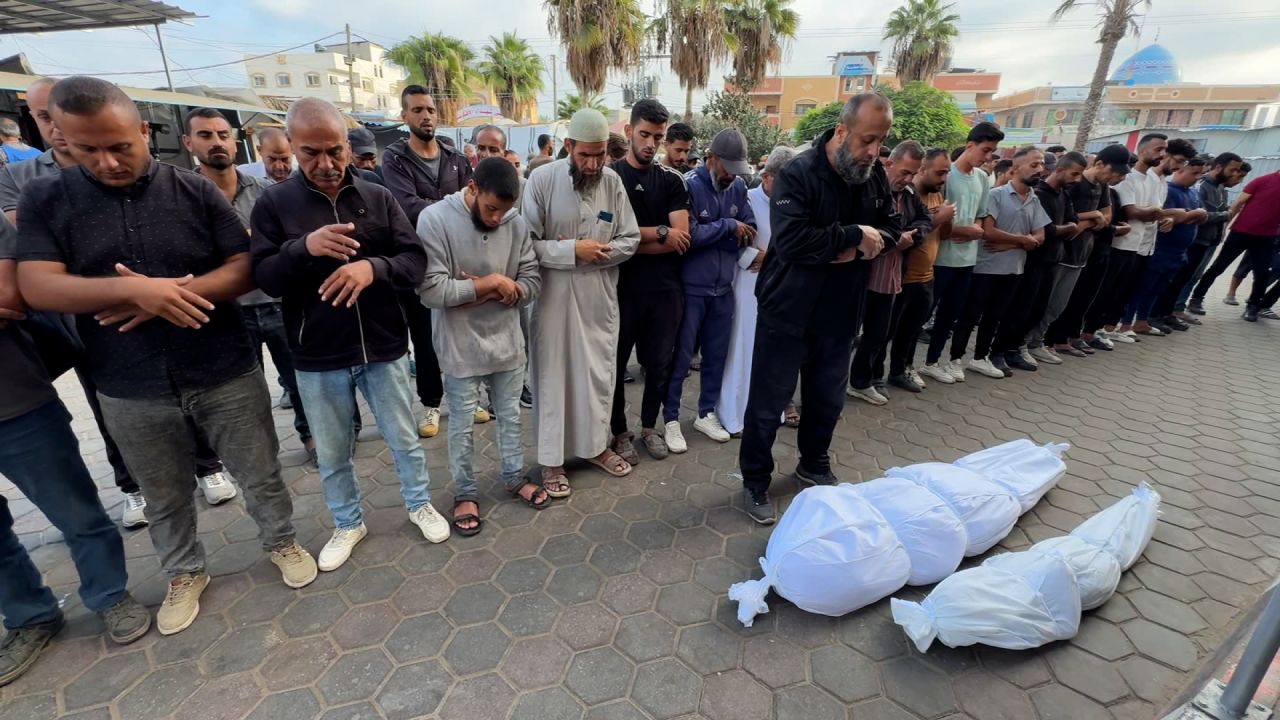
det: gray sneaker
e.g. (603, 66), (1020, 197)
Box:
(795, 465), (839, 486)
(99, 593), (151, 645)
(640, 431), (669, 460)
(744, 489), (776, 525)
(0, 610), (63, 687)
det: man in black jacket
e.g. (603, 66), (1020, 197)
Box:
(251, 98), (449, 573)
(738, 93), (900, 524)
(381, 85), (476, 438)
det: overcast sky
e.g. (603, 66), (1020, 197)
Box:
(6, 0), (1278, 120)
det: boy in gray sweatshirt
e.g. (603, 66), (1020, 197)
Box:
(418, 158), (545, 534)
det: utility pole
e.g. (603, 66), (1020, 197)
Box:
(154, 23), (174, 92)
(550, 54), (558, 117)
(345, 23), (357, 112)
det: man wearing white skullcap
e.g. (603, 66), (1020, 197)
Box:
(520, 109), (641, 495)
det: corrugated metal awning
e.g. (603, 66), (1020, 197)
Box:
(0, 70), (283, 117)
(0, 0), (196, 34)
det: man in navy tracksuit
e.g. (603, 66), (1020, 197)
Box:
(662, 129), (756, 451)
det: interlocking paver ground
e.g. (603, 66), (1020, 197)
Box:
(3, 297), (1279, 719)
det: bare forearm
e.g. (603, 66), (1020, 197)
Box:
(983, 226), (1026, 244)
(0, 258), (21, 310)
(951, 223), (984, 240)
(17, 263), (138, 313)
(183, 253), (253, 303)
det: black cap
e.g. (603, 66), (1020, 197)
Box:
(348, 127), (377, 156)
(1095, 144), (1132, 176)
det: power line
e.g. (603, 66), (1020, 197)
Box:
(54, 33), (343, 77)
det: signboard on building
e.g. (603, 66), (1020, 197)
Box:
(838, 55), (876, 76)
(1049, 86), (1089, 103)
(998, 127), (1045, 147)
(457, 104), (502, 121)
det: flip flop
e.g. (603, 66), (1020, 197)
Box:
(541, 466), (572, 498)
(587, 449), (633, 478)
(451, 498), (482, 537)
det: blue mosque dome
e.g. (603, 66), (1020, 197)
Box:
(1110, 44), (1182, 85)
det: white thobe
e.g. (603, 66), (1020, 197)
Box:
(718, 185), (773, 434)
(521, 159), (641, 466)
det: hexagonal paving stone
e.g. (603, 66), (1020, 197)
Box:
(739, 635), (807, 688)
(229, 582), (298, 626)
(260, 635), (341, 690)
(540, 533), (593, 566)
(116, 664), (204, 718)
(630, 658), (701, 719)
(699, 669), (772, 720)
(494, 556), (552, 594)
(182, 671), (265, 720)
(63, 650), (151, 710)
(615, 612), (677, 663)
(673, 527), (724, 560)
(565, 647), (635, 705)
(438, 673), (517, 720)
(601, 573), (658, 616)
(1122, 618), (1200, 672)
(512, 687), (585, 720)
(443, 622), (511, 675)
(675, 622), (740, 674)
(555, 602), (619, 650)
(1127, 588), (1208, 635)
(613, 495), (658, 520)
(396, 540), (454, 576)
(0, 694), (57, 720)
(547, 564), (604, 605)
(839, 611), (908, 661)
(385, 612), (453, 662)
(627, 519), (675, 550)
(776, 603), (836, 648)
(954, 672), (1036, 720)
(279, 592), (349, 637)
(810, 644), (880, 702)
(150, 613), (229, 666)
(847, 698), (919, 720)
(580, 513), (627, 542)
(1028, 684), (1112, 720)
(438, 579), (503, 625)
(586, 700), (650, 720)
(318, 648), (394, 705)
(497, 591), (561, 637)
(375, 659), (453, 720)
(342, 565), (406, 605)
(775, 685), (845, 720)
(201, 623), (286, 676)
(330, 602), (399, 650)
(639, 548), (694, 585)
(881, 657), (957, 718)
(655, 582), (715, 626)
(501, 635), (572, 689)
(1118, 655), (1185, 704)
(589, 540), (643, 576)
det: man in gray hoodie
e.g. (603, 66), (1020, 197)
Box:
(418, 158), (545, 535)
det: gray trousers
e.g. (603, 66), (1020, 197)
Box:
(1026, 264), (1083, 349)
(98, 369), (296, 577)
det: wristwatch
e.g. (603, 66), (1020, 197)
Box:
(657, 225), (669, 244)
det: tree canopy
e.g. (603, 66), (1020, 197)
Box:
(691, 89), (786, 162)
(878, 81), (968, 150)
(792, 101), (843, 145)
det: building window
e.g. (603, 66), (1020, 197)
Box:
(1005, 114), (1016, 127)
(305, 73), (321, 88)
(1201, 108), (1246, 126)
(1020, 111), (1035, 128)
(251, 74), (266, 88)
(764, 104), (778, 114)
(794, 101), (817, 116)
(361, 78), (373, 92)
(1101, 108), (1140, 126)
(1151, 109), (1192, 127)
(375, 66), (383, 78)
(329, 75), (339, 86)
(275, 73), (291, 88)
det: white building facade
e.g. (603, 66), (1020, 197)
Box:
(244, 41), (406, 113)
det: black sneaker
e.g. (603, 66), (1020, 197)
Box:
(0, 610), (63, 687)
(917, 328), (931, 345)
(624, 371), (636, 384)
(1243, 305), (1259, 322)
(520, 386), (533, 409)
(888, 373), (923, 393)
(1005, 351), (1036, 372)
(99, 593), (151, 645)
(1162, 315), (1190, 332)
(1187, 299), (1206, 315)
(990, 354), (1013, 377)
(1149, 320), (1175, 334)
(795, 465), (838, 486)
(744, 489), (776, 525)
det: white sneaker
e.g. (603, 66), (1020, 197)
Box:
(1096, 335), (1115, 349)
(1105, 328), (1135, 344)
(846, 385), (888, 406)
(410, 504), (450, 544)
(121, 492), (148, 529)
(318, 524), (368, 572)
(1029, 346), (1063, 365)
(944, 360), (966, 383)
(917, 363), (954, 385)
(197, 471), (237, 505)
(1018, 348), (1040, 368)
(664, 420), (689, 453)
(967, 357), (1006, 379)
(907, 367), (927, 389)
(693, 413), (731, 442)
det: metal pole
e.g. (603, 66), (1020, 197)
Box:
(154, 23), (174, 92)
(550, 54), (558, 117)
(1217, 589), (1280, 719)
(346, 23), (357, 111)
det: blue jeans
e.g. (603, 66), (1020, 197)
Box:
(1125, 253), (1182, 323)
(0, 400), (127, 628)
(444, 368), (525, 500)
(296, 354), (430, 529)
(665, 293), (733, 422)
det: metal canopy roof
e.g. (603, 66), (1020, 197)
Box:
(0, 0), (197, 35)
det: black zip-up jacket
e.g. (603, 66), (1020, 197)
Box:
(755, 129), (901, 337)
(381, 137), (472, 225)
(249, 168), (426, 372)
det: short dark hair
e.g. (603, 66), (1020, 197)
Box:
(536, 133), (552, 150)
(889, 140), (924, 162)
(1012, 145), (1041, 159)
(1182, 155), (1207, 169)
(1240, 162), (1253, 173)
(49, 75), (136, 118)
(950, 146), (965, 161)
(472, 156), (520, 201)
(1137, 132), (1168, 147)
(630, 98), (669, 127)
(878, 146), (892, 158)
(924, 147), (950, 164)
(1166, 138), (1197, 159)
(838, 93), (893, 126)
(184, 107), (230, 135)
(967, 121), (1005, 145)
(666, 122), (694, 144)
(1046, 145), (1067, 153)
(473, 123), (507, 148)
(1128, 152), (1138, 167)
(1057, 151), (1087, 170)
(994, 159), (1013, 175)
(400, 84), (430, 108)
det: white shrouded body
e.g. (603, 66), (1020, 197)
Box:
(848, 477), (968, 586)
(955, 440), (1070, 513)
(885, 463), (1022, 556)
(1070, 482), (1161, 571)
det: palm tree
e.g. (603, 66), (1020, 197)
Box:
(655, 0), (734, 121)
(556, 92), (609, 120)
(1052, 0), (1149, 151)
(479, 33), (545, 121)
(387, 32), (476, 124)
(882, 0), (960, 84)
(544, 0), (647, 97)
(725, 0), (799, 91)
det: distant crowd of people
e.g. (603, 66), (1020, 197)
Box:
(1, 73), (1277, 687)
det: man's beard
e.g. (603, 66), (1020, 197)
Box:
(470, 199), (499, 232)
(410, 125), (435, 142)
(1023, 175), (1041, 187)
(712, 173), (733, 192)
(570, 159), (602, 194)
(202, 150), (233, 170)
(835, 143), (872, 185)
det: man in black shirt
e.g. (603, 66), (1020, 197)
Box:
(16, 76), (316, 636)
(608, 99), (692, 463)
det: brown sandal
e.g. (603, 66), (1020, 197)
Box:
(783, 405), (801, 428)
(587, 449), (632, 478)
(511, 481), (551, 510)
(541, 466), (572, 498)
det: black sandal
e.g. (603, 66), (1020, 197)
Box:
(510, 481), (551, 510)
(451, 498), (483, 536)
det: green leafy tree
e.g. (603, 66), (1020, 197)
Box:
(792, 101), (843, 145)
(878, 81), (968, 150)
(725, 0), (800, 90)
(882, 0), (960, 84)
(1051, 0), (1150, 151)
(387, 32), (477, 124)
(556, 92), (609, 119)
(692, 89), (785, 162)
(479, 33), (545, 121)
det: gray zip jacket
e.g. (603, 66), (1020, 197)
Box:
(417, 190), (540, 378)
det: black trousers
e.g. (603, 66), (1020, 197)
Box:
(1192, 231), (1278, 308)
(848, 290), (896, 389)
(925, 265), (973, 365)
(1086, 248), (1137, 331)
(1052, 242), (1109, 343)
(950, 273), (1020, 362)
(994, 261), (1055, 355)
(889, 281), (933, 377)
(739, 323), (853, 494)
(611, 290), (683, 434)
(1153, 243), (1210, 319)
(402, 292), (443, 408)
(1260, 276), (1280, 309)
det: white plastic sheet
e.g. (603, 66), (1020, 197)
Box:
(885, 463), (1021, 556)
(892, 550), (1082, 652)
(1020, 536), (1121, 610)
(955, 440), (1070, 513)
(1070, 482), (1161, 571)
(848, 478), (968, 586)
(727, 485), (911, 627)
